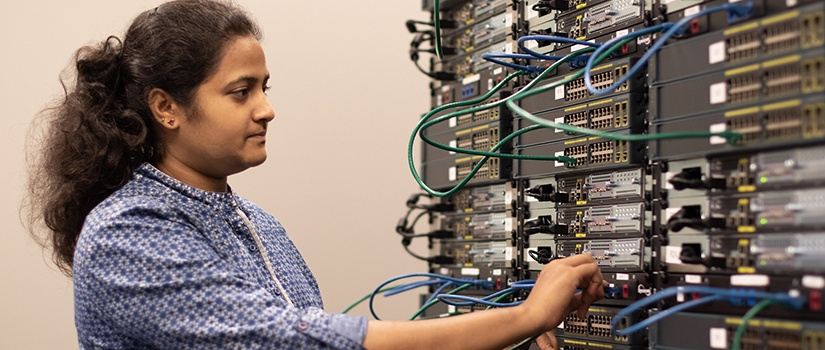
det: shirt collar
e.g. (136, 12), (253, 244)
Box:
(135, 163), (239, 208)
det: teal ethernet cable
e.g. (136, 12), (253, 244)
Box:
(505, 34), (744, 144)
(433, 0), (443, 59)
(408, 49), (599, 197)
(732, 299), (784, 350)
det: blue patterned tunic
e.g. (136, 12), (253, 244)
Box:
(74, 163), (368, 349)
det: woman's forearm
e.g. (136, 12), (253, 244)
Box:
(363, 304), (543, 350)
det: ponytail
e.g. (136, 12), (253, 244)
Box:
(24, 0), (261, 276)
(25, 36), (157, 276)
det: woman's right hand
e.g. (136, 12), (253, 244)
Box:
(516, 254), (606, 349)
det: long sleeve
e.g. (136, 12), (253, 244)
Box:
(73, 165), (367, 350)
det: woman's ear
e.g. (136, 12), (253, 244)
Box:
(147, 88), (181, 129)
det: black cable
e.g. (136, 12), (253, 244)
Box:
(406, 20), (435, 33)
(403, 241), (432, 262)
(523, 216), (565, 235)
(408, 210), (429, 228)
(397, 208), (431, 237)
(528, 248), (553, 264)
(402, 237), (455, 264)
(410, 32), (458, 81)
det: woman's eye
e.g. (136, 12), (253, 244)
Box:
(262, 85), (271, 95)
(233, 88), (249, 97)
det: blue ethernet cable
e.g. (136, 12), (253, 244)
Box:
(382, 279), (447, 297)
(369, 273), (493, 320)
(611, 285), (806, 335)
(423, 281), (456, 306)
(617, 294), (725, 335)
(435, 282), (623, 308)
(481, 53), (545, 74)
(584, 3), (751, 95)
(517, 35), (601, 60)
(438, 294), (525, 308)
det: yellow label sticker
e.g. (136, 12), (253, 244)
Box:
(738, 185), (756, 192)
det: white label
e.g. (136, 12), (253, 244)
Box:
(708, 41), (726, 64)
(710, 82), (727, 104)
(505, 190), (512, 204)
(437, 95), (443, 106)
(664, 207), (681, 221)
(685, 274), (703, 284)
(440, 268), (449, 275)
(710, 123), (727, 145)
(710, 328), (727, 349)
(677, 287), (685, 302)
(488, 78), (493, 91)
(616, 273), (630, 281)
(731, 274), (770, 287)
(555, 117), (565, 133)
(665, 246), (683, 265)
(463, 74), (481, 85)
(442, 85), (451, 92)
(493, 269), (503, 276)
(684, 5), (700, 16)
(494, 67), (503, 75)
(506, 13), (513, 28)
(803, 275), (825, 289)
(505, 247), (514, 261)
(448, 305), (456, 313)
(616, 29), (630, 38)
(527, 40), (539, 50)
(555, 85), (565, 100)
(555, 151), (565, 167)
(506, 42), (514, 55)
(505, 218), (513, 232)
(461, 267), (480, 276)
(449, 116), (456, 128)
(449, 167), (457, 181)
(571, 43), (588, 52)
(527, 1), (539, 19)
(664, 171), (675, 190)
(787, 0), (798, 7)
(449, 140), (457, 155)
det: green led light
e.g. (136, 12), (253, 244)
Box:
(761, 260), (767, 266)
(760, 176), (768, 183)
(760, 218), (768, 225)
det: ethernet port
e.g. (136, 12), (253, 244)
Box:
(726, 114), (762, 145)
(727, 327), (761, 350)
(614, 317), (630, 342)
(764, 18), (800, 55)
(802, 12), (825, 48)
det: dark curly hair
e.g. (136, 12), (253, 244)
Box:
(24, 0), (262, 276)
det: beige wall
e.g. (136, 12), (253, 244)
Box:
(0, 1), (431, 348)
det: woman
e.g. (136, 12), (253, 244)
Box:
(26, 0), (605, 349)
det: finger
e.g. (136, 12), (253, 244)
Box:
(577, 277), (606, 319)
(535, 332), (559, 350)
(573, 260), (603, 289)
(552, 253), (595, 267)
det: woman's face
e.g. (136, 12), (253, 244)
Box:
(163, 34), (275, 182)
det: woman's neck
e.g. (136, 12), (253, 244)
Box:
(153, 158), (228, 193)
